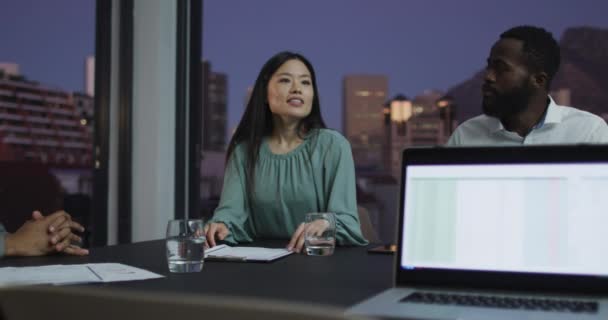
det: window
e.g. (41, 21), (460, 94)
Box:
(202, 0), (608, 244)
(0, 0), (95, 246)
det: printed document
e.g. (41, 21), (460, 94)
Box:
(0, 263), (163, 287)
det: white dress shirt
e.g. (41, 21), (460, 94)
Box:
(447, 96), (608, 146)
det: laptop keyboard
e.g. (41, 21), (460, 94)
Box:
(401, 292), (598, 313)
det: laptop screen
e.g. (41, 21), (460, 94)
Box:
(400, 162), (608, 277)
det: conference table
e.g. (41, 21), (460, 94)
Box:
(0, 240), (394, 309)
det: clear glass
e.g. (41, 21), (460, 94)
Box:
(166, 219), (205, 273)
(304, 212), (336, 256)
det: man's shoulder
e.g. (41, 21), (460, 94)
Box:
(554, 104), (608, 143)
(447, 114), (498, 146)
(455, 114), (497, 132)
(555, 104), (606, 125)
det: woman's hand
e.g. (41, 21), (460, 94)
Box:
(203, 222), (230, 247)
(286, 219), (330, 254)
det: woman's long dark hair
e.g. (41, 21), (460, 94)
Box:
(226, 51), (327, 205)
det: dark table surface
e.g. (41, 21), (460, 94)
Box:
(0, 240), (394, 308)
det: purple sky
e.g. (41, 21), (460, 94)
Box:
(2, 0), (608, 133)
(0, 0), (95, 91)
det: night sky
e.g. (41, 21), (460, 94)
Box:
(2, 0), (608, 132)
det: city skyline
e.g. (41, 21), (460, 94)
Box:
(343, 75), (387, 170)
(204, 0), (608, 133)
(0, 69), (93, 167)
(2, 0), (608, 133)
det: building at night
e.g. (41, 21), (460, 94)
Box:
(343, 74), (388, 170)
(0, 65), (92, 167)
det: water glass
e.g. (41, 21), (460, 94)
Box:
(166, 219), (205, 273)
(304, 212), (336, 256)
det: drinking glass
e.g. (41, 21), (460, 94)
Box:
(166, 219), (205, 272)
(304, 212), (336, 256)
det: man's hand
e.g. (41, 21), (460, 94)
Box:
(203, 222), (230, 248)
(4, 210), (89, 257)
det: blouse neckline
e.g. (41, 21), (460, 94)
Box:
(261, 136), (309, 159)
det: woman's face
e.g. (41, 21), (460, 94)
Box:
(267, 59), (314, 123)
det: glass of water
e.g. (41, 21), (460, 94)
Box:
(166, 219), (205, 273)
(304, 212), (336, 256)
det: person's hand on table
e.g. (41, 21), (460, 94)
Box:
(34, 210), (89, 256)
(204, 222), (230, 248)
(287, 219), (330, 254)
(5, 210), (88, 256)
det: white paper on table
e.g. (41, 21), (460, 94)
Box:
(0, 264), (100, 287)
(205, 244), (293, 262)
(85, 263), (163, 282)
(0, 263), (163, 287)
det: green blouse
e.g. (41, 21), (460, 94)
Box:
(209, 129), (368, 246)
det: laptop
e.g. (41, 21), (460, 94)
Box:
(348, 145), (608, 320)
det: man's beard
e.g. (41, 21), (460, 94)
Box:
(482, 84), (533, 119)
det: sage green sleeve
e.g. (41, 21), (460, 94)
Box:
(0, 223), (7, 258)
(323, 136), (369, 246)
(208, 148), (253, 244)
